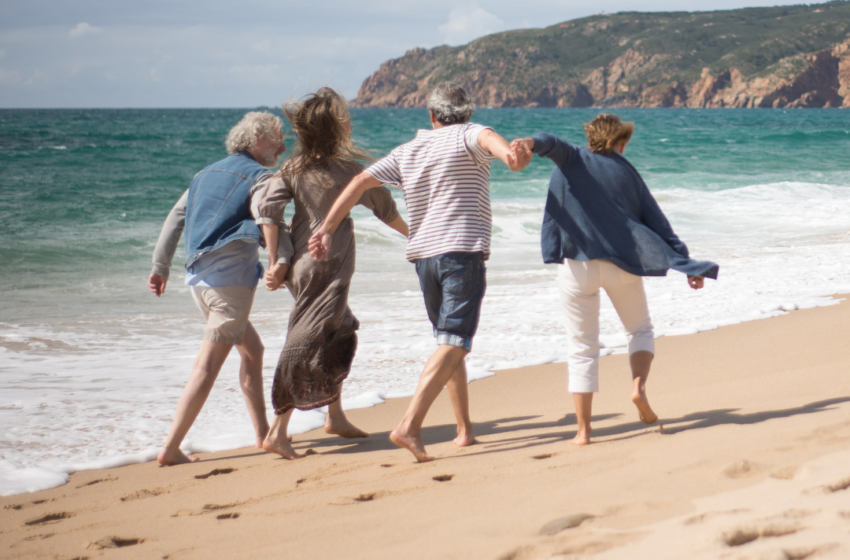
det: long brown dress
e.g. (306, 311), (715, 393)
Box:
(258, 159), (399, 415)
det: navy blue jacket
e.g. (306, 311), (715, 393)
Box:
(533, 132), (718, 279)
(184, 152), (268, 269)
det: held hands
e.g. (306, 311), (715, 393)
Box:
(308, 230), (332, 262)
(509, 138), (534, 171)
(147, 273), (168, 297)
(687, 276), (704, 290)
(265, 263), (290, 291)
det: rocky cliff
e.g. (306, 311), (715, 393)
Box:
(351, 2), (850, 109)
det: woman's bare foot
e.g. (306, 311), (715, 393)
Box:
(631, 388), (658, 425)
(158, 448), (198, 466)
(453, 427), (475, 447)
(324, 417), (368, 439)
(570, 429), (591, 446)
(390, 429), (434, 462)
(262, 437), (302, 460)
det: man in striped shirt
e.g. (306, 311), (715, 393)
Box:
(308, 83), (531, 462)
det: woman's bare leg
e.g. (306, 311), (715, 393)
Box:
(629, 350), (658, 424)
(324, 383), (368, 438)
(262, 410), (301, 460)
(571, 392), (593, 445)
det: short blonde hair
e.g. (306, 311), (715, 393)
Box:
(225, 111), (283, 155)
(583, 114), (635, 155)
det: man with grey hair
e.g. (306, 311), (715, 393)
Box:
(309, 82), (531, 462)
(147, 111), (292, 466)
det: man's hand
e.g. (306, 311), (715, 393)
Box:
(687, 276), (704, 290)
(308, 230), (332, 262)
(264, 263), (290, 291)
(148, 273), (168, 297)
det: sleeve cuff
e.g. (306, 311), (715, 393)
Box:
(255, 217), (276, 226)
(531, 132), (554, 155)
(275, 256), (291, 266)
(151, 265), (170, 277)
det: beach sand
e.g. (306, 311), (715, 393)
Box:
(2, 295), (850, 559)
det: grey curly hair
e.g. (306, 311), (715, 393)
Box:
(225, 111), (283, 154)
(426, 82), (476, 125)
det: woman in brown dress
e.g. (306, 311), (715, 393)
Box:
(257, 88), (408, 459)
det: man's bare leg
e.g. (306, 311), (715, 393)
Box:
(324, 383), (368, 438)
(629, 350), (658, 424)
(445, 360), (474, 447)
(262, 409), (301, 460)
(234, 323), (269, 448)
(390, 345), (468, 462)
(571, 392), (593, 446)
(158, 339), (233, 466)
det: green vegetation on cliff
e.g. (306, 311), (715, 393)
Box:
(353, 1), (850, 108)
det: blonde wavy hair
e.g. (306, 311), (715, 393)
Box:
(225, 111), (283, 155)
(281, 87), (371, 176)
(583, 114), (635, 155)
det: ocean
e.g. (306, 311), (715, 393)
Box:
(2, 107), (849, 496)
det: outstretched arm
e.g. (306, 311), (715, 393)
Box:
(515, 133), (579, 168)
(478, 128), (531, 171)
(148, 190), (188, 297)
(308, 171), (383, 261)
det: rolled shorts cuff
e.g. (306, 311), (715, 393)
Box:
(435, 330), (473, 351)
(568, 376), (599, 394)
(203, 331), (243, 346)
(628, 337), (655, 355)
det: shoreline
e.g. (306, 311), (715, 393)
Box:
(2, 288), (844, 498)
(2, 294), (849, 558)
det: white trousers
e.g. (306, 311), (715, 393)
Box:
(557, 259), (655, 393)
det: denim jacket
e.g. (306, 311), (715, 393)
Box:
(183, 152), (268, 269)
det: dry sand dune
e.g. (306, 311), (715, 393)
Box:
(2, 296), (849, 559)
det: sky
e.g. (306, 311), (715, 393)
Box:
(0, 0), (814, 108)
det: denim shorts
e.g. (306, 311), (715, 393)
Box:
(414, 252), (486, 351)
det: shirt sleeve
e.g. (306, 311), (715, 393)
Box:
(464, 123), (498, 167)
(151, 190), (188, 277)
(356, 186), (400, 224)
(366, 151), (403, 188)
(254, 174), (295, 265)
(639, 186), (690, 259)
(531, 132), (580, 168)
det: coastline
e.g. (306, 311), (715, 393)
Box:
(2, 294), (849, 558)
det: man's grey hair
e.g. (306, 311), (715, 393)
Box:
(426, 82), (476, 125)
(225, 111), (283, 154)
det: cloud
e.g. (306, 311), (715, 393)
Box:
(0, 49), (5, 58)
(0, 67), (21, 85)
(438, 4), (505, 46)
(68, 22), (103, 39)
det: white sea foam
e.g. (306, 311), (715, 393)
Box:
(2, 179), (849, 496)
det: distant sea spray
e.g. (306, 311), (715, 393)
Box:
(1, 108), (849, 495)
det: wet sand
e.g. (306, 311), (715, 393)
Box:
(2, 295), (850, 559)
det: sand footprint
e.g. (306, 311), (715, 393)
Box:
(194, 467), (236, 480)
(433, 475), (454, 482)
(86, 536), (144, 550)
(217, 513), (240, 520)
(23, 512), (73, 526)
(721, 523), (801, 547)
(538, 513), (594, 536)
(121, 488), (166, 501)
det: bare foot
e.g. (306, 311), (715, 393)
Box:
(262, 437), (302, 460)
(389, 429), (434, 462)
(453, 428), (475, 447)
(324, 418), (368, 439)
(631, 388), (658, 425)
(158, 448), (198, 466)
(570, 431), (591, 446)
